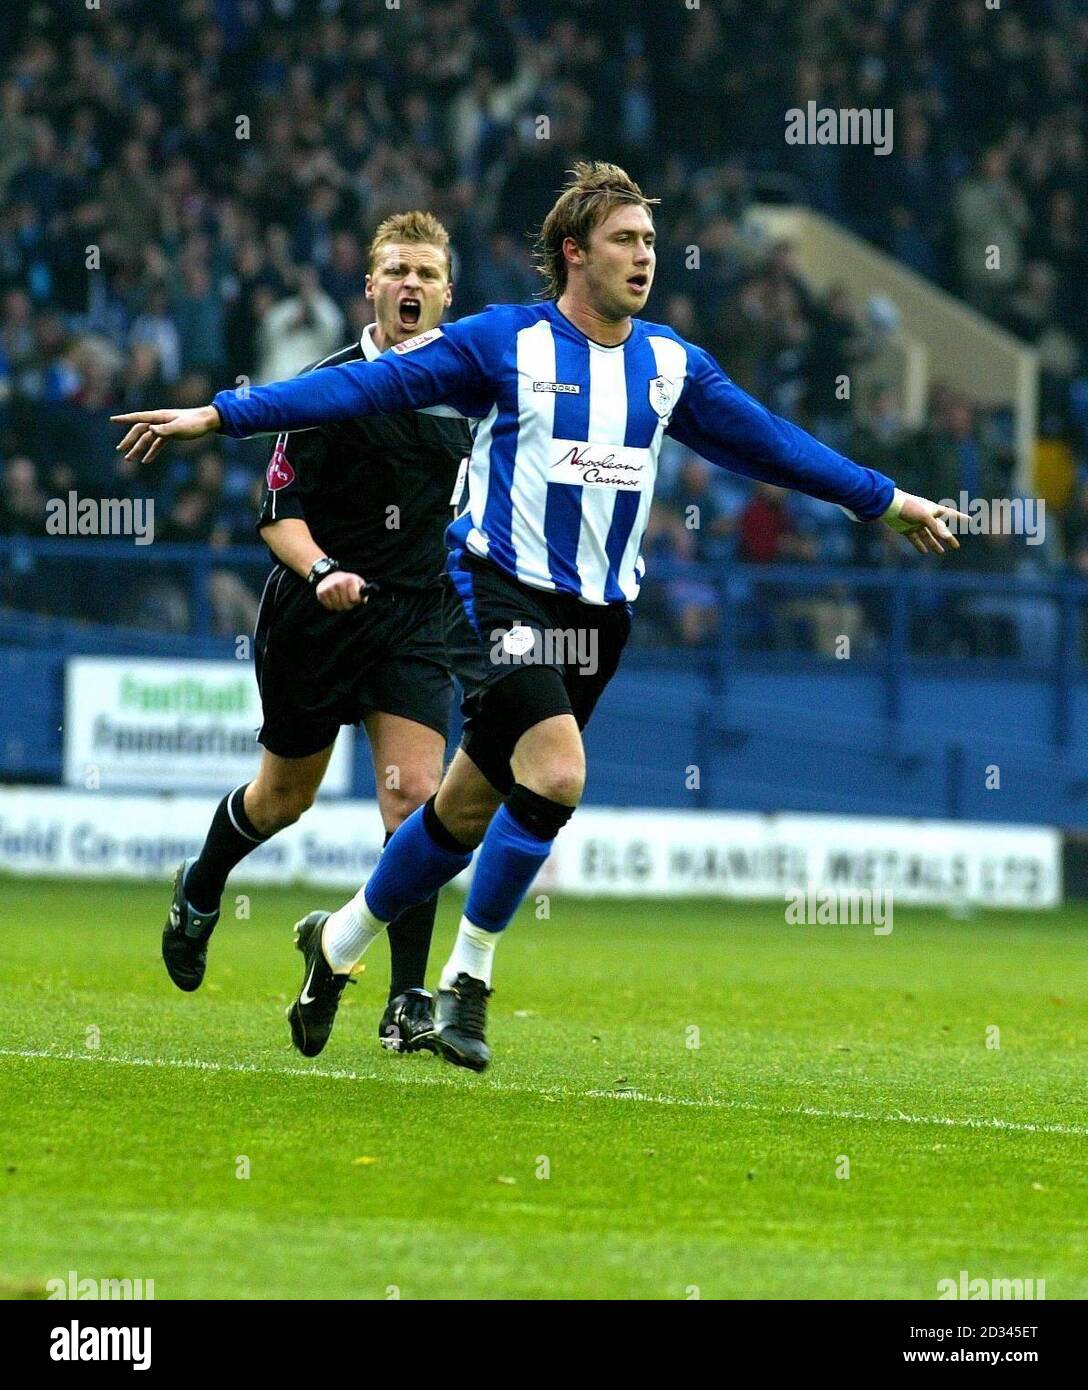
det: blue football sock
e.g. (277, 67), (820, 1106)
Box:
(365, 804), (473, 923)
(464, 802), (553, 934)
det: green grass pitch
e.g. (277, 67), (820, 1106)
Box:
(1, 875), (1085, 1300)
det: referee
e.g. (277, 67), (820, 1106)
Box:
(160, 212), (472, 1054)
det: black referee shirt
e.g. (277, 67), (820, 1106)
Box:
(256, 324), (473, 589)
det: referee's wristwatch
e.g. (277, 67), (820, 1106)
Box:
(307, 557), (341, 588)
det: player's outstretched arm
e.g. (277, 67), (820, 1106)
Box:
(667, 345), (969, 555)
(113, 319), (488, 462)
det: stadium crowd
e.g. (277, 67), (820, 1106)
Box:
(1, 0), (1085, 657)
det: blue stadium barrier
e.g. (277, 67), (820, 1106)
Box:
(2, 539), (1087, 825)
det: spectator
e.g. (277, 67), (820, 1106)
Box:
(738, 483), (866, 655)
(848, 384), (922, 569)
(256, 267), (344, 383)
(130, 286), (182, 385)
(665, 457), (733, 563)
(0, 455), (45, 535)
(738, 483), (815, 566)
(157, 485), (215, 545)
(320, 232), (367, 315)
(912, 395), (1013, 507)
(171, 263), (227, 377)
(953, 145), (1030, 317)
(645, 458), (735, 647)
(804, 283), (867, 451)
(0, 80), (34, 202)
(470, 232), (538, 306)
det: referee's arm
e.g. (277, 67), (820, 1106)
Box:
(257, 433), (368, 611)
(260, 516), (326, 580)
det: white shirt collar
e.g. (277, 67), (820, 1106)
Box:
(359, 322), (384, 361)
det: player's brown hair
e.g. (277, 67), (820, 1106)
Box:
(368, 210), (452, 276)
(534, 161), (659, 298)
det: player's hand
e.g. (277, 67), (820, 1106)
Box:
(880, 488), (969, 556)
(111, 406), (222, 465)
(315, 571), (369, 611)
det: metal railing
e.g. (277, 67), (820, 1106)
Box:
(1, 536), (1086, 736)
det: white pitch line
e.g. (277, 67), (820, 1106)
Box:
(2, 1046), (1084, 1138)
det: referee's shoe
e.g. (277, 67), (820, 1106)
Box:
(161, 858), (220, 992)
(379, 989), (438, 1054)
(287, 911), (359, 1057)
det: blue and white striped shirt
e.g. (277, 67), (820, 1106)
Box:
(214, 301), (895, 605)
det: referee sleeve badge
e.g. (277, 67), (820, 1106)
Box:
(267, 441), (296, 491)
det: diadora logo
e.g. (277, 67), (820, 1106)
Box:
(391, 327), (443, 355)
(532, 381), (581, 395)
(266, 443), (295, 491)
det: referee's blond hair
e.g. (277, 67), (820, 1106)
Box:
(369, 211), (452, 276)
(534, 162), (659, 298)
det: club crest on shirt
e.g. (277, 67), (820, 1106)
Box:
(502, 622), (536, 657)
(391, 327), (444, 355)
(266, 442), (295, 491)
(648, 375), (681, 418)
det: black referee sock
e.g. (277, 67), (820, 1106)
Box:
(387, 895), (439, 998)
(184, 784), (268, 914)
(381, 828), (438, 998)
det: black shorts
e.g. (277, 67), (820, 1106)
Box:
(254, 567), (452, 759)
(442, 551), (631, 793)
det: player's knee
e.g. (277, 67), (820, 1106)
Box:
(444, 802), (491, 847)
(381, 775), (439, 830)
(258, 782), (317, 830)
(529, 756), (585, 808)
